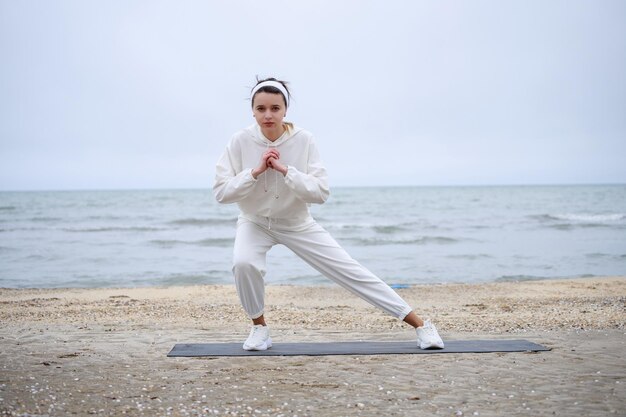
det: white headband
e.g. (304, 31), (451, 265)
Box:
(251, 80), (289, 107)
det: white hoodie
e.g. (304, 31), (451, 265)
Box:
(213, 124), (330, 223)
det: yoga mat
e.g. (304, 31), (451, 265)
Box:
(167, 339), (550, 357)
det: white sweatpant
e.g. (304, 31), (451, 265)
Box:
(232, 216), (413, 320)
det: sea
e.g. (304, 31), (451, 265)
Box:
(1, 185), (625, 288)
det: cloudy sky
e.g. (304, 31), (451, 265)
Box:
(1, 1), (625, 190)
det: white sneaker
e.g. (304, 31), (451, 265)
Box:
(416, 320), (444, 349)
(243, 324), (272, 351)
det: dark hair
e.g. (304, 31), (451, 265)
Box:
(251, 77), (291, 108)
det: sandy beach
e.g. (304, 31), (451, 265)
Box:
(1, 276), (624, 416)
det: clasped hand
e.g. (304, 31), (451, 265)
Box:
(252, 149), (288, 179)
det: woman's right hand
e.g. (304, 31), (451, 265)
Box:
(251, 149), (280, 179)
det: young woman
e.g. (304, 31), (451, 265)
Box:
(213, 77), (444, 351)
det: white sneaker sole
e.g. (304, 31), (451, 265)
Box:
(243, 337), (273, 351)
(419, 340), (445, 350)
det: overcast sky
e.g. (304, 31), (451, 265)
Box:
(1, 1), (625, 190)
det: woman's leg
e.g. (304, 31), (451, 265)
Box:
(232, 219), (276, 321)
(278, 223), (443, 348)
(403, 311), (424, 328)
(277, 222), (415, 322)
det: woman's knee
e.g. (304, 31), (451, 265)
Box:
(232, 258), (264, 279)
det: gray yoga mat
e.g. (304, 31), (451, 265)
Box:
(167, 339), (549, 357)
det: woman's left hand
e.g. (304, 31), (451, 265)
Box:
(267, 157), (288, 176)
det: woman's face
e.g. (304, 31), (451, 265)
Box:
(252, 92), (287, 132)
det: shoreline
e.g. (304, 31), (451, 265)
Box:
(1, 276), (625, 416)
(0, 272), (620, 290)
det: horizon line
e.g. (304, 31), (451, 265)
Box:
(1, 182), (625, 193)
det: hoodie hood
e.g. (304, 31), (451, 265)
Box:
(245, 123), (303, 147)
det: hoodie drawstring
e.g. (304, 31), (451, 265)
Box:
(263, 142), (280, 199)
(263, 142), (277, 231)
(262, 171), (279, 199)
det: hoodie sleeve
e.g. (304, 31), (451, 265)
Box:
(213, 140), (257, 204)
(283, 138), (330, 204)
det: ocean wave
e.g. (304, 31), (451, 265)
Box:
(64, 226), (165, 233)
(30, 217), (63, 222)
(326, 222), (419, 233)
(586, 253), (626, 261)
(150, 270), (232, 286)
(346, 236), (459, 246)
(195, 237), (234, 246)
(150, 237), (234, 248)
(272, 274), (328, 285)
(85, 215), (127, 221)
(372, 225), (411, 234)
(0, 227), (43, 232)
(0, 206), (16, 211)
(586, 252), (610, 259)
(566, 213), (622, 222)
(446, 253), (494, 260)
(156, 274), (214, 286)
(168, 217), (237, 226)
(496, 274), (597, 282)
(495, 275), (548, 282)
(530, 213), (626, 229)
(325, 223), (367, 230)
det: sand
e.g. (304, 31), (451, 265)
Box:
(0, 276), (625, 416)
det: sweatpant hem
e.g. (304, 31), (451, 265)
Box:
(248, 310), (264, 320)
(397, 306), (413, 321)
